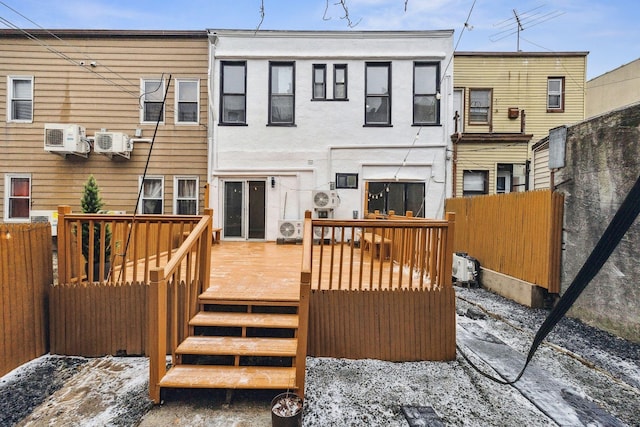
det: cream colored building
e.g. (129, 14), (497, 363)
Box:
(586, 57), (640, 118)
(1, 29), (209, 229)
(452, 52), (587, 195)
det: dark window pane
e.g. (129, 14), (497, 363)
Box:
(144, 102), (164, 122)
(365, 97), (389, 124)
(271, 96), (294, 123)
(414, 95), (436, 124)
(178, 102), (198, 122)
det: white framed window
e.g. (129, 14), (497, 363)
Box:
(469, 88), (491, 124)
(269, 62), (295, 125)
(7, 76), (33, 123)
(220, 61), (247, 124)
(4, 174), (31, 221)
(547, 77), (565, 112)
(365, 62), (391, 125)
(141, 79), (165, 124)
(138, 176), (164, 214)
(175, 79), (199, 124)
(174, 176), (198, 215)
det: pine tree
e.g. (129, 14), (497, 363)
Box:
(80, 175), (111, 267)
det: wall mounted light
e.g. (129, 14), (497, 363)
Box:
(271, 177), (276, 188)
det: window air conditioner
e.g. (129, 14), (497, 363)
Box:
(452, 252), (480, 286)
(29, 210), (58, 236)
(94, 132), (132, 159)
(277, 220), (303, 241)
(312, 190), (338, 209)
(44, 123), (89, 157)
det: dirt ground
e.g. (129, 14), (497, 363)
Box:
(2, 287), (639, 426)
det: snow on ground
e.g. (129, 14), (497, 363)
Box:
(1, 287), (639, 426)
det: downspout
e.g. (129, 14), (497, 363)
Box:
(207, 33), (218, 213)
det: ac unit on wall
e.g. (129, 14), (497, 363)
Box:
(312, 190), (338, 209)
(94, 132), (132, 159)
(313, 225), (331, 239)
(452, 252), (480, 286)
(44, 123), (89, 157)
(30, 210), (58, 236)
(277, 220), (303, 240)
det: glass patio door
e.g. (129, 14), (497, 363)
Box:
(223, 180), (266, 240)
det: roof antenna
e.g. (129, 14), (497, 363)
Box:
(490, 4), (565, 51)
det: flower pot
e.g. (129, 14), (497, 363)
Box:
(271, 392), (303, 427)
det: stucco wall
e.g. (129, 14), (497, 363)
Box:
(555, 103), (640, 342)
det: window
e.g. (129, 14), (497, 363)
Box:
(367, 182), (424, 217)
(463, 170), (488, 196)
(547, 77), (565, 112)
(221, 61), (246, 124)
(469, 88), (491, 124)
(413, 62), (440, 125)
(365, 62), (391, 125)
(139, 176), (164, 214)
(312, 64), (326, 100)
(7, 76), (33, 122)
(175, 79), (199, 124)
(334, 64), (348, 100)
(4, 174), (31, 221)
(336, 173), (358, 189)
(174, 176), (198, 214)
(269, 62), (295, 125)
(141, 79), (165, 123)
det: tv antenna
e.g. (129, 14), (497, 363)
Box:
(490, 5), (565, 51)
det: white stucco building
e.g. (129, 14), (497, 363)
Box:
(207, 29), (454, 241)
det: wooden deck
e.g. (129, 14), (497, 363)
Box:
(205, 241), (434, 297)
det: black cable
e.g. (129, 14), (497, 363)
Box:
(458, 173), (640, 385)
(114, 74), (172, 283)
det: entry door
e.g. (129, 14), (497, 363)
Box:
(223, 180), (266, 240)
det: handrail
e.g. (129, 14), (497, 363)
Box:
(306, 212), (455, 291)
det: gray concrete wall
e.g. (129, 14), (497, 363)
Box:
(554, 103), (640, 343)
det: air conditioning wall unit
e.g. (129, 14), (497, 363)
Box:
(44, 123), (89, 157)
(30, 210), (58, 236)
(312, 190), (338, 209)
(452, 252), (480, 286)
(313, 224), (332, 239)
(277, 220), (303, 242)
(94, 132), (132, 159)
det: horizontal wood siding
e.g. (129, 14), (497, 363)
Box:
(533, 142), (551, 189)
(0, 32), (209, 218)
(0, 223), (52, 377)
(445, 190), (563, 292)
(454, 142), (529, 197)
(454, 54), (586, 143)
(307, 288), (456, 361)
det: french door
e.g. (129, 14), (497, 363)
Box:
(223, 180), (266, 240)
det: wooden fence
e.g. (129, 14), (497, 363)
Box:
(308, 287), (456, 361)
(445, 190), (564, 293)
(305, 212), (457, 361)
(0, 223), (52, 377)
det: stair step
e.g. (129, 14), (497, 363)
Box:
(159, 365), (297, 390)
(176, 336), (298, 357)
(190, 311), (299, 329)
(199, 286), (300, 306)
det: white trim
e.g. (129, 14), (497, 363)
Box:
(138, 175), (165, 214)
(173, 175), (199, 214)
(174, 78), (200, 125)
(7, 76), (34, 123)
(140, 78), (165, 124)
(4, 173), (31, 222)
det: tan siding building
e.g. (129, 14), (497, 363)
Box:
(452, 52), (587, 196)
(1, 30), (209, 227)
(586, 57), (640, 118)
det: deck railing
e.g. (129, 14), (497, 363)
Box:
(57, 206), (205, 284)
(307, 211), (455, 291)
(145, 210), (212, 403)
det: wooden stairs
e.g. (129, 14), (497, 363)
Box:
(157, 283), (309, 399)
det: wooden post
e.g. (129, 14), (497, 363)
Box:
(443, 213), (456, 287)
(199, 209), (213, 295)
(57, 206), (71, 284)
(295, 282), (311, 400)
(148, 267), (167, 404)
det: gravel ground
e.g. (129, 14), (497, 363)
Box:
(2, 286), (639, 426)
